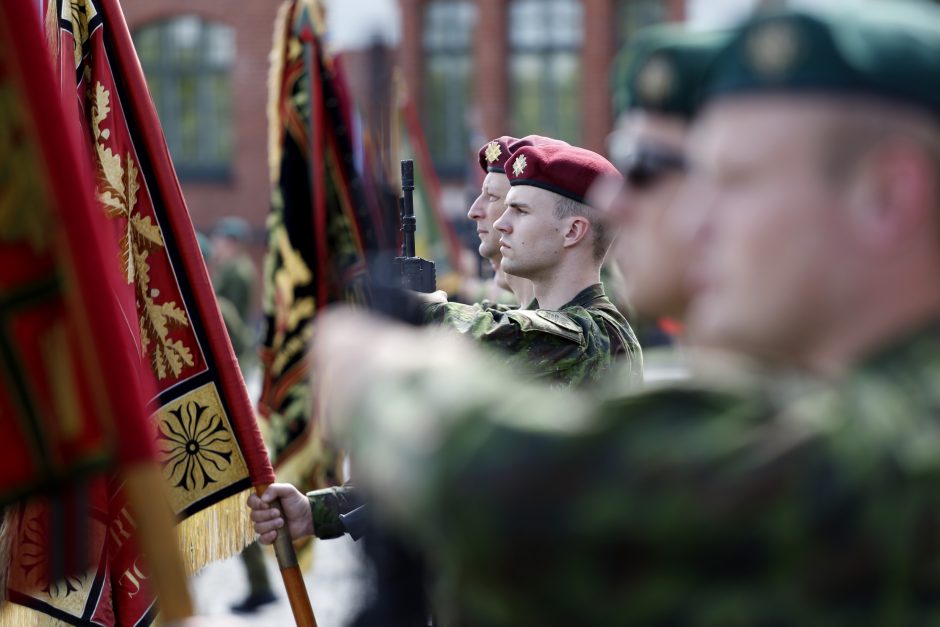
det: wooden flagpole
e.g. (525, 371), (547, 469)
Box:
(256, 485), (318, 627)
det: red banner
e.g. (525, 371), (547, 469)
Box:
(2, 0), (275, 624)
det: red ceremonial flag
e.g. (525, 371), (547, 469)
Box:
(0, 0), (195, 623)
(2, 0), (276, 624)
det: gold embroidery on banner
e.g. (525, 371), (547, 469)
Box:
(91, 82), (194, 380)
(63, 0), (98, 71)
(7, 502), (105, 618)
(155, 383), (249, 515)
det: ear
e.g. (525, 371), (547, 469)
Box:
(851, 140), (936, 251)
(562, 216), (591, 249)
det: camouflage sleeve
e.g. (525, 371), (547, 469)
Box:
(346, 356), (937, 623)
(307, 485), (363, 540)
(424, 301), (592, 382)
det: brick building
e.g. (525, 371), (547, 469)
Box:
(400, 0), (683, 181)
(122, 0), (280, 246)
(121, 0), (695, 265)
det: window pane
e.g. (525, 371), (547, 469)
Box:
(170, 16), (201, 64)
(509, 0), (582, 143)
(133, 16), (234, 180)
(211, 74), (233, 161)
(206, 25), (235, 67)
(422, 0), (475, 174)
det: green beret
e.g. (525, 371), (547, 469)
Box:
(702, 2), (940, 115)
(612, 25), (730, 120)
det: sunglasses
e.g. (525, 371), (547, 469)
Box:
(618, 148), (687, 188)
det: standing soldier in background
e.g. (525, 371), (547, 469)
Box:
(254, 3), (940, 625)
(210, 217), (258, 328)
(468, 135), (567, 308)
(426, 143), (642, 388)
(204, 220), (275, 614)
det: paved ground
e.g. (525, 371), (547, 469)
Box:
(192, 535), (368, 626)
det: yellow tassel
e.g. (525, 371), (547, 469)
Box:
(175, 488), (256, 575)
(0, 602), (45, 626)
(0, 507), (17, 602)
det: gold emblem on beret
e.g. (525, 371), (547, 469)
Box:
(747, 20), (800, 78)
(484, 141), (502, 164)
(636, 54), (675, 105)
(512, 154), (527, 176)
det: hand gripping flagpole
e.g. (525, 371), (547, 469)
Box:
(257, 486), (318, 627)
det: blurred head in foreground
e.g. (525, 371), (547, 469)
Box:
(684, 1), (940, 375)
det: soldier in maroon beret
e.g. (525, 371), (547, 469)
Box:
(468, 135), (568, 306)
(423, 143), (643, 388)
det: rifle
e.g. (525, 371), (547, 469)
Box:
(393, 160), (436, 292)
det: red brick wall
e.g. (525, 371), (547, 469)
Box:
(398, 0), (676, 172)
(474, 0), (508, 141)
(122, 0), (280, 244)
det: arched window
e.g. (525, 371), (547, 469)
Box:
(134, 16), (234, 181)
(508, 0), (583, 144)
(618, 0), (667, 48)
(423, 0), (477, 176)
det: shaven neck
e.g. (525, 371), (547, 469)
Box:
(504, 272), (535, 307)
(531, 259), (602, 310)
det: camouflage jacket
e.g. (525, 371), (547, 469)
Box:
(212, 253), (256, 321)
(346, 322), (940, 626)
(307, 485), (362, 540)
(426, 283), (642, 388)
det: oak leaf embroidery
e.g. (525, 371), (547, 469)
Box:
(91, 81), (194, 379)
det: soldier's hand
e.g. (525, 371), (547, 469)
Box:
(246, 483), (313, 545)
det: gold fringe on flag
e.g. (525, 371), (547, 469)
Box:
(0, 602), (45, 626)
(174, 488), (256, 575)
(0, 507), (16, 604)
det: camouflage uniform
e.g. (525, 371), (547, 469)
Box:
(341, 322), (940, 626)
(305, 287), (640, 536)
(307, 485), (362, 539)
(426, 283), (642, 388)
(212, 253), (256, 323)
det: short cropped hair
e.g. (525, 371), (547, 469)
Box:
(819, 98), (940, 195)
(554, 196), (613, 262)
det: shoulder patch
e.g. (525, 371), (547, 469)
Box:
(509, 309), (585, 344)
(501, 309), (585, 343)
(536, 310), (583, 333)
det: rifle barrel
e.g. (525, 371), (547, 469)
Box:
(400, 160), (416, 258)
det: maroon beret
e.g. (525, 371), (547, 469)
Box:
(506, 134), (570, 154)
(506, 144), (622, 206)
(478, 135), (519, 173)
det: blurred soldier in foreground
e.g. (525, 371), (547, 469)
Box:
(606, 27), (731, 380)
(257, 4), (940, 625)
(609, 28), (727, 332)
